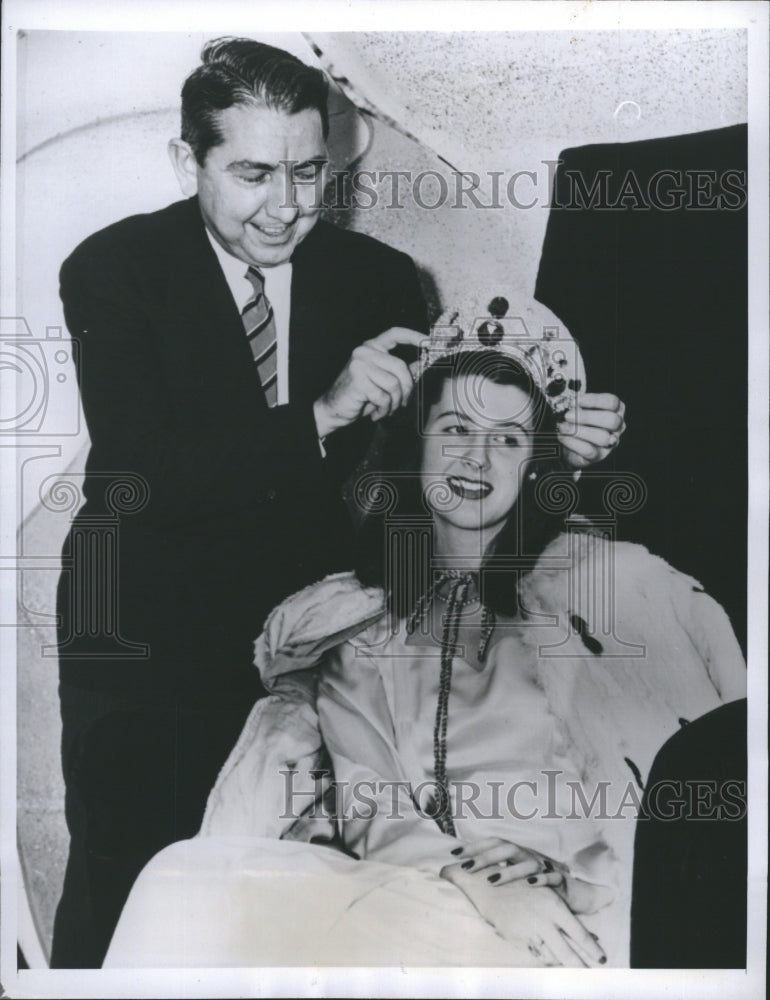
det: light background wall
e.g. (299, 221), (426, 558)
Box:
(13, 28), (746, 961)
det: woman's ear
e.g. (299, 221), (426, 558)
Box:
(167, 138), (199, 198)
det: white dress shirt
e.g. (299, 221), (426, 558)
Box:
(206, 230), (292, 406)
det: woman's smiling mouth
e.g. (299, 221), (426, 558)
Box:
(446, 475), (492, 500)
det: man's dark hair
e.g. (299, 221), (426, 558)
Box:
(181, 37), (329, 164)
(354, 350), (583, 622)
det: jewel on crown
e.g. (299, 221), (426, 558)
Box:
(412, 295), (585, 416)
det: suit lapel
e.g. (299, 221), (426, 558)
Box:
(161, 204), (349, 413)
(289, 224), (354, 402)
(162, 198), (268, 416)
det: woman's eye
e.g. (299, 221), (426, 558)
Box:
(494, 434), (522, 447)
(445, 424), (469, 436)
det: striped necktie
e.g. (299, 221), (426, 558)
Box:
(243, 266), (278, 407)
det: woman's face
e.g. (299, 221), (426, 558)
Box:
(419, 374), (537, 549)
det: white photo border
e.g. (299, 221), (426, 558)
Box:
(1, 2), (767, 998)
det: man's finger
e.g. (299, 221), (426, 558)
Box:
(369, 327), (429, 352)
(560, 424), (619, 449)
(579, 392), (624, 413)
(561, 437), (605, 465)
(359, 382), (393, 419)
(365, 368), (404, 415)
(354, 344), (415, 403)
(563, 407), (625, 434)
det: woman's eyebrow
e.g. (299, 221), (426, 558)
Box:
(492, 419), (531, 433)
(433, 410), (533, 437)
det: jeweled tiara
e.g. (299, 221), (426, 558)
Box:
(411, 295), (586, 416)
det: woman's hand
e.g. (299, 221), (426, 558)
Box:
(439, 857), (607, 967)
(445, 837), (613, 916)
(558, 393), (626, 469)
(445, 836), (564, 887)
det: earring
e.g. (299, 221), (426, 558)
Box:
(527, 470), (538, 481)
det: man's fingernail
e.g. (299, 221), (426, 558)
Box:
(450, 846), (463, 856)
(527, 875), (538, 884)
(487, 872), (501, 884)
(461, 859), (474, 870)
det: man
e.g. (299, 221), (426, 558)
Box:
(51, 37), (623, 967)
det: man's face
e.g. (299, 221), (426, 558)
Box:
(188, 103), (327, 267)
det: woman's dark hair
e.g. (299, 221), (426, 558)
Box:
(353, 350), (577, 619)
(181, 37), (329, 164)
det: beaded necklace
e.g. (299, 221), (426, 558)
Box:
(406, 571), (496, 836)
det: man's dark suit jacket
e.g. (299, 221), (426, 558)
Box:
(631, 699), (747, 968)
(57, 196), (428, 706)
(535, 125), (747, 651)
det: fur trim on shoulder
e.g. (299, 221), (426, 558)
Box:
(529, 530), (706, 599)
(254, 573), (385, 686)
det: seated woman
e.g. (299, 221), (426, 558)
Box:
(104, 300), (746, 969)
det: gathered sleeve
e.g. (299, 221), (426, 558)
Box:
(317, 645), (458, 873)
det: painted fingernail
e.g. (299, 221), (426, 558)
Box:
(487, 873), (501, 884)
(450, 846), (464, 856)
(461, 859), (474, 870)
(527, 875), (538, 884)
(590, 933), (599, 941)
(599, 956), (607, 965)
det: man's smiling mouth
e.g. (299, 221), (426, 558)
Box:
(446, 476), (492, 500)
(251, 222), (292, 237)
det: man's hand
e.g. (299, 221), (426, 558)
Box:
(558, 393), (626, 470)
(313, 328), (428, 439)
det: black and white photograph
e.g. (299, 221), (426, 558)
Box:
(1, 1), (767, 997)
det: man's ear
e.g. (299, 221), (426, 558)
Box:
(168, 138), (199, 197)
